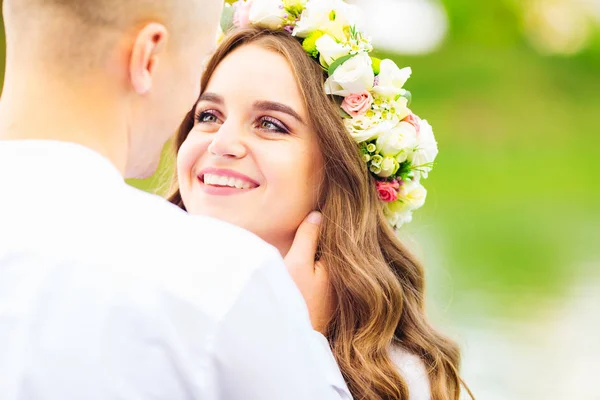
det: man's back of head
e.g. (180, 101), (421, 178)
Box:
(0, 0), (222, 178)
(4, 0), (206, 75)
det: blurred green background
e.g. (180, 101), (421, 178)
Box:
(2, 0), (598, 398)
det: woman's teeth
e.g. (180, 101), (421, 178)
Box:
(203, 173), (253, 189)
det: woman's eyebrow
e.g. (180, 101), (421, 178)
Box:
(197, 92), (224, 105)
(253, 100), (306, 125)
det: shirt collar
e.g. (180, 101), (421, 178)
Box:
(0, 140), (124, 187)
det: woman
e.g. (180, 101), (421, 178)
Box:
(169, 1), (472, 399)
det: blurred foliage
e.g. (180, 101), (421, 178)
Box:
(383, 0), (600, 318)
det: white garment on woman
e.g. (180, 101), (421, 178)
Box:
(0, 140), (351, 400)
(390, 345), (432, 400)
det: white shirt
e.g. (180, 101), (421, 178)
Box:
(390, 346), (432, 400)
(0, 140), (351, 400)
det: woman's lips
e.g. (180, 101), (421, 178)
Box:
(197, 168), (259, 196)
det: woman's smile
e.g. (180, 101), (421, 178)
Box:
(197, 167), (260, 196)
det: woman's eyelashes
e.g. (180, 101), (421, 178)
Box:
(194, 107), (290, 135)
(255, 116), (290, 134)
(195, 109), (220, 125)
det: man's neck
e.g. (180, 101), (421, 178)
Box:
(0, 71), (129, 177)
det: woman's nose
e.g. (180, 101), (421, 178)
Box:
(207, 119), (247, 159)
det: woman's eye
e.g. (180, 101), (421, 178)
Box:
(260, 120), (278, 130)
(258, 117), (288, 134)
(196, 111), (219, 124)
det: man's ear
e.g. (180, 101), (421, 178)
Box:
(129, 23), (168, 95)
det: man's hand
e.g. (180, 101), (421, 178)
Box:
(284, 212), (334, 334)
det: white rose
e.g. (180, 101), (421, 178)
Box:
(249, 0), (287, 30)
(292, 0), (334, 38)
(376, 156), (399, 178)
(315, 34), (351, 67)
(344, 118), (395, 143)
(409, 119), (438, 179)
(375, 121), (417, 159)
(324, 52), (374, 96)
(386, 198), (407, 214)
(373, 60), (412, 99)
(399, 181), (427, 211)
(293, 0), (362, 40)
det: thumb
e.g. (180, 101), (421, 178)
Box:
(284, 211), (322, 273)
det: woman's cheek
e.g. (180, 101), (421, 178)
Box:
(270, 149), (316, 217)
(177, 137), (204, 181)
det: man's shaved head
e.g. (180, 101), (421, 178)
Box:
(1, 0), (223, 178)
(3, 0), (211, 74)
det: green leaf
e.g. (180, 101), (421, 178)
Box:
(338, 107), (351, 118)
(328, 54), (355, 77)
(302, 31), (324, 58)
(220, 4), (235, 34)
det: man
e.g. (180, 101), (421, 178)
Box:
(0, 0), (350, 398)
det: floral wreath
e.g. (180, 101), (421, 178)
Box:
(220, 0), (439, 229)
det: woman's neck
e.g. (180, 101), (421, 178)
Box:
(266, 233), (294, 259)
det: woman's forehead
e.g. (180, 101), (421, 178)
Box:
(204, 44), (306, 112)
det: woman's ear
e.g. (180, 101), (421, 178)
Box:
(129, 23), (168, 95)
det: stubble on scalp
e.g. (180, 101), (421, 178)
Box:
(4, 0), (212, 75)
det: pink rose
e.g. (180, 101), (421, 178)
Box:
(341, 91), (373, 117)
(403, 112), (421, 135)
(233, 0), (253, 28)
(376, 180), (400, 202)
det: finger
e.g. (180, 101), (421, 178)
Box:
(313, 261), (335, 333)
(284, 211), (322, 273)
(313, 261), (331, 300)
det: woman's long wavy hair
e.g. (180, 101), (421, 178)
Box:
(169, 27), (472, 400)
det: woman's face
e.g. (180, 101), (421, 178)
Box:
(177, 43), (324, 255)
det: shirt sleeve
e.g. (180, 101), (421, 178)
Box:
(208, 250), (353, 400)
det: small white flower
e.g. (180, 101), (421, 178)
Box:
(376, 156), (399, 178)
(395, 210), (414, 227)
(399, 181), (427, 211)
(383, 203), (413, 228)
(384, 181), (427, 221)
(389, 96), (411, 121)
(293, 0), (362, 40)
(383, 206), (400, 227)
(315, 34), (351, 67)
(324, 52), (374, 96)
(409, 119), (438, 179)
(284, 0), (307, 9)
(373, 60), (412, 99)
(249, 0), (288, 30)
(376, 121), (418, 159)
(386, 198), (407, 214)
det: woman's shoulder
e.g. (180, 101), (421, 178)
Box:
(389, 345), (432, 400)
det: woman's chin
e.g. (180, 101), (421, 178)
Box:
(223, 221), (293, 257)
(189, 207), (294, 256)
